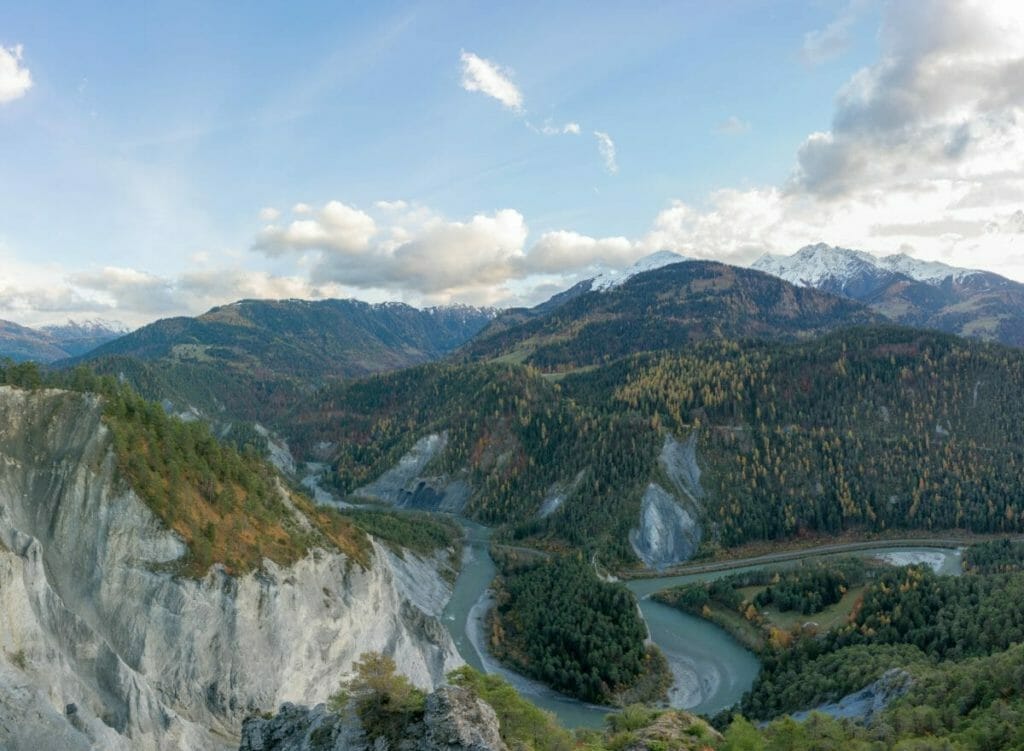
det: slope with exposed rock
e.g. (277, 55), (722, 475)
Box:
(0, 384), (462, 751)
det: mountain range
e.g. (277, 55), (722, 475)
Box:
(3, 247), (1024, 750)
(74, 298), (497, 422)
(752, 243), (1024, 347)
(463, 258), (879, 369)
(0, 319), (127, 362)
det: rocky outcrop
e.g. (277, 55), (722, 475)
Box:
(629, 435), (705, 569)
(617, 711), (723, 751)
(791, 669), (912, 724)
(237, 703), (358, 751)
(239, 686), (507, 751)
(422, 686), (507, 751)
(0, 386), (462, 750)
(629, 484), (701, 570)
(355, 433), (470, 512)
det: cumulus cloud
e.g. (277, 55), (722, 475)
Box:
(0, 43), (32, 103)
(245, 201), (657, 304)
(258, 207), (280, 222)
(594, 131), (618, 174)
(70, 267), (181, 314)
(791, 1), (1024, 198)
(255, 200), (377, 256)
(623, 0), (1024, 280)
(460, 51), (523, 111)
(247, 5), (1024, 316)
(522, 230), (635, 273)
(8, 2), (1024, 325)
(292, 204), (528, 298)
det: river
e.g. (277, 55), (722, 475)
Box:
(441, 521), (963, 729)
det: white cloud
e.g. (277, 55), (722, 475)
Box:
(8, 3), (1024, 325)
(258, 207), (280, 222)
(521, 230), (635, 274)
(374, 199), (408, 212)
(535, 120), (581, 136)
(255, 200), (377, 256)
(0, 43), (32, 104)
(594, 131), (618, 174)
(715, 116), (751, 135)
(792, 1), (1024, 198)
(70, 267), (180, 314)
(308, 206), (528, 298)
(616, 1), (1024, 281)
(460, 51), (523, 111)
(245, 201), (659, 305)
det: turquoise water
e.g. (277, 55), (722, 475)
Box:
(440, 522), (963, 729)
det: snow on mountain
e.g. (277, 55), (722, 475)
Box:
(591, 250), (690, 291)
(752, 244), (880, 289)
(41, 319), (131, 339)
(873, 253), (981, 284)
(752, 243), (982, 289)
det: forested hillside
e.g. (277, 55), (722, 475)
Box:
(73, 298), (495, 422)
(586, 327), (1024, 547)
(294, 326), (1024, 567)
(0, 361), (463, 577)
(461, 261), (879, 369)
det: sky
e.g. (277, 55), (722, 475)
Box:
(2, 0), (1024, 327)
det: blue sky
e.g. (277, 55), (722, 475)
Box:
(2, 1), (1023, 325)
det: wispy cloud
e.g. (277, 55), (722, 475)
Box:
(715, 115), (751, 135)
(0, 44), (32, 104)
(459, 52), (613, 171)
(459, 51), (523, 111)
(802, 0), (864, 65)
(594, 131), (618, 174)
(534, 120), (581, 136)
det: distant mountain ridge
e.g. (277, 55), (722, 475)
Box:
(462, 258), (881, 369)
(74, 298), (498, 422)
(0, 318), (128, 362)
(79, 298), (497, 374)
(753, 244), (1024, 347)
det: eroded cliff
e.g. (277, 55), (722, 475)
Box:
(0, 386), (462, 750)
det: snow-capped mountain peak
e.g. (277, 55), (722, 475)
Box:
(752, 244), (881, 288)
(591, 250), (690, 291)
(752, 244), (981, 290)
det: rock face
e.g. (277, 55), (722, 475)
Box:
(629, 484), (701, 569)
(791, 669), (913, 724)
(0, 386), (462, 750)
(629, 435), (705, 569)
(355, 433), (470, 512)
(239, 686), (507, 751)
